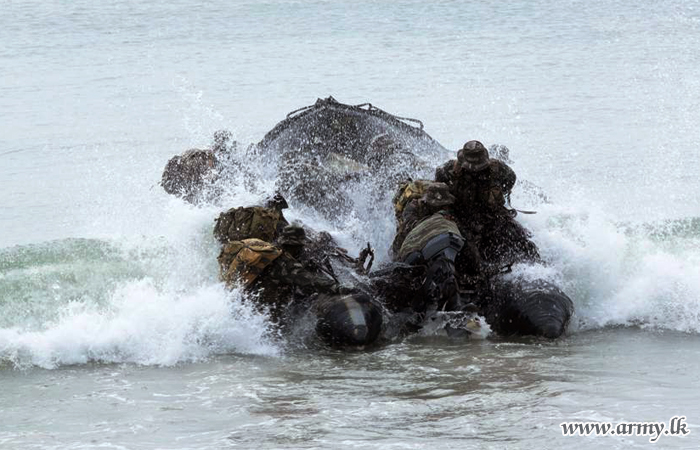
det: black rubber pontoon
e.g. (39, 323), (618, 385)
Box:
(253, 96), (448, 163)
(487, 278), (574, 338)
(315, 293), (383, 347)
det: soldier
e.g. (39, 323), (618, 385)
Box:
(389, 180), (480, 321)
(161, 130), (234, 203)
(161, 147), (221, 203)
(435, 140), (540, 273)
(391, 180), (456, 257)
(215, 200), (383, 347)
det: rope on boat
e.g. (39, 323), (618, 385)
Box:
(284, 96), (424, 130)
(353, 102), (424, 130)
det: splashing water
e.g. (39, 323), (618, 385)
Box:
(522, 202), (700, 333)
(0, 198), (281, 369)
(3, 131), (700, 369)
(0, 280), (278, 369)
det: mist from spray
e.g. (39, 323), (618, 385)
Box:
(2, 115), (700, 369)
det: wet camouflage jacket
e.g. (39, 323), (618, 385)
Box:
(161, 148), (221, 203)
(435, 159), (516, 217)
(218, 238), (340, 321)
(434, 158), (540, 268)
(391, 196), (438, 257)
(391, 180), (456, 258)
(396, 212), (462, 261)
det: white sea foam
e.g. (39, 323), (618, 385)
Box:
(0, 193), (280, 369)
(521, 200), (700, 333)
(3, 154), (699, 370)
(0, 280), (278, 369)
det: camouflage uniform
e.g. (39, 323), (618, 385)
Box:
(435, 141), (540, 273)
(160, 129), (234, 203)
(391, 180), (457, 257)
(434, 157), (516, 215)
(215, 204), (343, 321)
(219, 238), (341, 321)
(215, 203), (385, 346)
(161, 148), (221, 203)
(388, 181), (475, 314)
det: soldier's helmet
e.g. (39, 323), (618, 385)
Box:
(457, 140), (490, 172)
(421, 182), (456, 209)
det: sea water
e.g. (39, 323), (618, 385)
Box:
(1, 1), (699, 448)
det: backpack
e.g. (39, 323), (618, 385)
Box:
(218, 238), (283, 286)
(214, 206), (287, 244)
(393, 180), (430, 218)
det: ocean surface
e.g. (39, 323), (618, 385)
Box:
(1, 0), (699, 448)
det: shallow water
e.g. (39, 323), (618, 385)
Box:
(2, 329), (698, 449)
(2, 0), (700, 448)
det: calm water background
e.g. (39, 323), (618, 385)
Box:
(1, 0), (699, 448)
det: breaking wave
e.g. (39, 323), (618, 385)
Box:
(523, 205), (700, 333)
(0, 206), (280, 369)
(0, 276), (277, 369)
(2, 139), (699, 369)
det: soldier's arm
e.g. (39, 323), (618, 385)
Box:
(434, 160), (455, 184)
(401, 199), (422, 227)
(492, 160), (516, 193)
(272, 254), (339, 295)
(390, 199), (424, 258)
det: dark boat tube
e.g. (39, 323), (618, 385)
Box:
(253, 97), (450, 217)
(314, 293), (383, 347)
(254, 96), (449, 163)
(486, 277), (574, 338)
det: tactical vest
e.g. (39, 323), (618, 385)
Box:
(453, 160), (514, 213)
(218, 238), (283, 287)
(214, 206), (287, 244)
